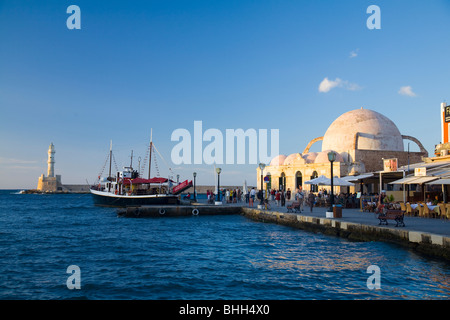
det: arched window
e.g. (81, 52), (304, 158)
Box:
(266, 172), (272, 190)
(279, 172), (286, 191)
(295, 171), (302, 190)
(310, 171), (318, 192)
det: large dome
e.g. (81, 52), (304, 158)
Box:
(321, 108), (404, 153)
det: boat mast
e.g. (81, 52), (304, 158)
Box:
(148, 129), (153, 179)
(108, 140), (112, 193)
(130, 150), (133, 168)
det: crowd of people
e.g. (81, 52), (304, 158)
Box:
(185, 187), (366, 212)
(246, 187), (363, 212)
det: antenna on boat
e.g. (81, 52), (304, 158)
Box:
(148, 129), (153, 179)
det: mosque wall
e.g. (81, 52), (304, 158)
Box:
(257, 162), (349, 193)
(355, 150), (426, 173)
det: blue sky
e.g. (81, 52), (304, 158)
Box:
(1, 0), (450, 189)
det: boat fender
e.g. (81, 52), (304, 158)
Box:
(115, 190), (118, 195)
(159, 208), (166, 215)
(192, 208), (199, 216)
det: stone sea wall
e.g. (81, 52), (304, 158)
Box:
(241, 207), (450, 262)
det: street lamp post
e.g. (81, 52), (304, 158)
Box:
(193, 172), (197, 202)
(216, 168), (221, 204)
(259, 163), (266, 207)
(328, 151), (336, 214)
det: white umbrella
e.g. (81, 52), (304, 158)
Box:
(305, 175), (330, 185)
(305, 175), (354, 186)
(243, 180), (248, 195)
(331, 176), (355, 186)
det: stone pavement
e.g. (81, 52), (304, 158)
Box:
(195, 199), (450, 237)
(258, 204), (450, 237)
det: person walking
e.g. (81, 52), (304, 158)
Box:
(275, 190), (281, 206)
(308, 192), (315, 212)
(281, 190), (285, 207)
(250, 187), (256, 207)
(298, 188), (304, 212)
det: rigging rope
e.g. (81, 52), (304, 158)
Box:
(152, 143), (174, 177)
(97, 152), (110, 182)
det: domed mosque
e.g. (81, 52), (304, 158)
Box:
(259, 108), (428, 193)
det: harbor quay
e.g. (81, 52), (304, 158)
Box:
(241, 206), (450, 262)
(118, 202), (450, 262)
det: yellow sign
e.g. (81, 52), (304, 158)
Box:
(415, 167), (426, 176)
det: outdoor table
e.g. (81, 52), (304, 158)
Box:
(410, 203), (439, 214)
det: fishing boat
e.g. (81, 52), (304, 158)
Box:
(90, 132), (192, 207)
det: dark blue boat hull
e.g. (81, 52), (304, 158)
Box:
(91, 191), (179, 207)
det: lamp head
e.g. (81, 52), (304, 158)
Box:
(193, 172), (197, 178)
(216, 168), (222, 174)
(259, 163), (266, 170)
(327, 151), (336, 162)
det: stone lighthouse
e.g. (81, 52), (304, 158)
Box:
(47, 143), (55, 177)
(37, 143), (62, 192)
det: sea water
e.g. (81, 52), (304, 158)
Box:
(0, 190), (449, 300)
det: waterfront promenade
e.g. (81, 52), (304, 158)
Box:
(261, 205), (450, 237)
(178, 199), (450, 237)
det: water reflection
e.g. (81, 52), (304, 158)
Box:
(245, 224), (450, 299)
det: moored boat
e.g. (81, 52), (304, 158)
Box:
(90, 134), (192, 207)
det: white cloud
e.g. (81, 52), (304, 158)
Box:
(349, 49), (359, 58)
(319, 77), (341, 93)
(318, 77), (361, 93)
(0, 157), (38, 165)
(398, 86), (417, 97)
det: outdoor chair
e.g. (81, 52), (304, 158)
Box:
(445, 204), (450, 219)
(405, 203), (416, 216)
(437, 203), (446, 219)
(416, 203), (424, 217)
(422, 202), (432, 218)
(399, 202), (407, 212)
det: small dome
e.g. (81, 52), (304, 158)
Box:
(314, 150), (344, 164)
(302, 152), (318, 164)
(284, 153), (305, 166)
(269, 154), (287, 166)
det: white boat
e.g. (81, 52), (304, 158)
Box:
(90, 134), (192, 207)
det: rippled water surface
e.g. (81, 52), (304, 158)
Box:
(0, 191), (449, 299)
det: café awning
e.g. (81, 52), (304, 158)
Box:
(341, 173), (374, 181)
(426, 178), (450, 185)
(389, 176), (438, 184)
